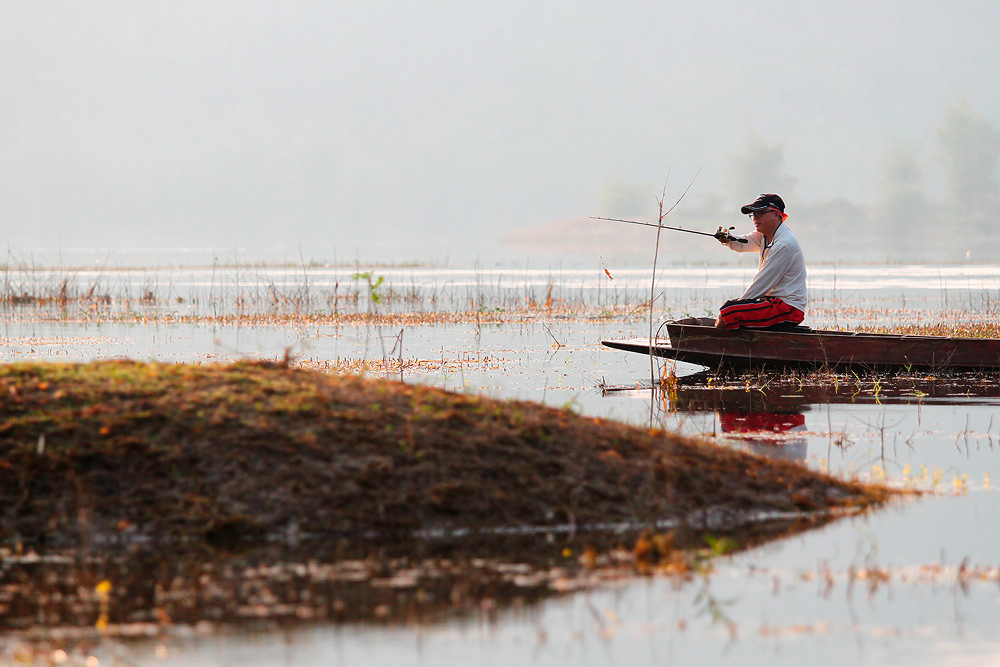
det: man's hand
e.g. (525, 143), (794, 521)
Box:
(714, 226), (734, 244)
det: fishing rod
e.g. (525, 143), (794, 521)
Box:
(590, 216), (747, 243)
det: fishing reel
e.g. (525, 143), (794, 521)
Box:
(714, 226), (738, 243)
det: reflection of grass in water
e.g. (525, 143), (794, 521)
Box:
(0, 511), (857, 644)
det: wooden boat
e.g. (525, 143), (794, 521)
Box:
(601, 317), (1000, 372)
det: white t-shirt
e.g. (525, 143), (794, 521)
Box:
(724, 223), (807, 312)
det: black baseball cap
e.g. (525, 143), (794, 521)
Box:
(740, 193), (785, 215)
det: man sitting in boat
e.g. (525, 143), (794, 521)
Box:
(715, 193), (807, 329)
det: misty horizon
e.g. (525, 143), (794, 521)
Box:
(2, 2), (998, 267)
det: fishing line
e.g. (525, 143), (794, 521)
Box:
(585, 216), (615, 280)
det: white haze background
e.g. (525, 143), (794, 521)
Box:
(1, 1), (999, 266)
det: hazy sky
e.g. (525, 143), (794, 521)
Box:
(2, 1), (999, 265)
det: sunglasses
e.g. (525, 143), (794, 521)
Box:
(750, 209), (777, 220)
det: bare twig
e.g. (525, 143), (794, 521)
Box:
(541, 322), (563, 348)
(649, 168), (701, 425)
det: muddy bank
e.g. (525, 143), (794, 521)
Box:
(0, 360), (894, 551)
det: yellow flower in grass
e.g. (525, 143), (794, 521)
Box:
(95, 579), (112, 597)
(96, 579), (112, 632)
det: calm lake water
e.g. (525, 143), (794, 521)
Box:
(3, 263), (1000, 666)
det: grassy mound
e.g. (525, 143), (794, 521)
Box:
(0, 360), (894, 550)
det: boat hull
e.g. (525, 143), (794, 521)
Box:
(602, 317), (1000, 372)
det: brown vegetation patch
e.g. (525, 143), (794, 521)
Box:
(0, 360), (894, 550)
(856, 321), (1000, 338)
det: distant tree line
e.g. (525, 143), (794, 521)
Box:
(724, 98), (1000, 262)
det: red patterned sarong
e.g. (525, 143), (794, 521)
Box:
(718, 297), (804, 330)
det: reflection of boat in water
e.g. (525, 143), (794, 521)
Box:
(602, 317), (1000, 372)
(600, 373), (1000, 463)
(665, 376), (1000, 463)
(668, 376), (1000, 413)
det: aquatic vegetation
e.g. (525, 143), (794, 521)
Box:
(351, 270), (385, 306)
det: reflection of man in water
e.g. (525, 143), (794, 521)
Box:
(719, 411), (808, 461)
